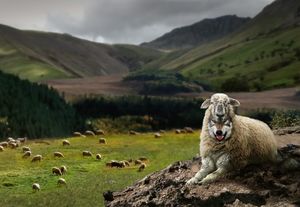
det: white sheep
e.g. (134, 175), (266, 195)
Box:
(154, 133), (161, 138)
(138, 163), (147, 172)
(52, 167), (62, 176)
(96, 129), (105, 135)
(22, 146), (31, 152)
(187, 93), (278, 185)
(82, 151), (93, 157)
(22, 151), (31, 158)
(60, 165), (67, 174)
(32, 183), (40, 191)
(0, 142), (8, 147)
(31, 155), (42, 162)
(54, 152), (64, 158)
(85, 130), (96, 136)
(0, 146), (4, 151)
(99, 138), (107, 144)
(96, 154), (102, 160)
(57, 178), (67, 186)
(62, 140), (70, 146)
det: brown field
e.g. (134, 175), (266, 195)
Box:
(44, 75), (300, 109)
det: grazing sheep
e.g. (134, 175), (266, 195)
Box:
(85, 130), (96, 136)
(31, 155), (42, 162)
(22, 146), (31, 152)
(184, 127), (194, 133)
(154, 133), (161, 138)
(57, 178), (67, 186)
(187, 93), (278, 185)
(96, 154), (102, 160)
(17, 137), (27, 143)
(96, 129), (105, 135)
(54, 152), (64, 158)
(138, 163), (147, 172)
(123, 160), (130, 166)
(175, 129), (181, 134)
(7, 137), (15, 142)
(0, 142), (8, 147)
(32, 183), (40, 191)
(60, 165), (67, 174)
(9, 142), (17, 149)
(134, 159), (143, 165)
(22, 151), (31, 158)
(73, 132), (82, 137)
(99, 138), (107, 144)
(106, 160), (126, 168)
(82, 151), (93, 157)
(129, 130), (139, 135)
(139, 157), (148, 161)
(0, 146), (4, 151)
(52, 167), (62, 176)
(62, 140), (70, 146)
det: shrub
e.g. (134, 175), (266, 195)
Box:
(220, 76), (250, 92)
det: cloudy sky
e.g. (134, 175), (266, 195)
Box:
(0, 0), (274, 44)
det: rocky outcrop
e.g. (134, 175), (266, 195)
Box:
(104, 145), (300, 207)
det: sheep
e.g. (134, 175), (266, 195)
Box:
(99, 138), (107, 144)
(60, 165), (67, 174)
(154, 133), (161, 138)
(82, 151), (93, 157)
(129, 130), (139, 135)
(138, 163), (147, 172)
(52, 167), (62, 176)
(32, 183), (40, 191)
(127, 159), (133, 163)
(139, 157), (148, 161)
(73, 132), (82, 137)
(9, 142), (17, 149)
(0, 142), (8, 147)
(22, 151), (31, 158)
(96, 129), (105, 135)
(175, 129), (181, 134)
(62, 140), (70, 146)
(0, 146), (4, 151)
(106, 160), (126, 168)
(31, 155), (42, 162)
(54, 152), (64, 158)
(17, 137), (27, 143)
(57, 178), (67, 186)
(22, 146), (31, 152)
(186, 93), (278, 185)
(96, 154), (102, 160)
(85, 130), (96, 136)
(134, 159), (143, 165)
(122, 160), (130, 166)
(7, 137), (15, 142)
(159, 130), (166, 134)
(184, 127), (194, 133)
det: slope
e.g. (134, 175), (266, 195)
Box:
(0, 24), (162, 81)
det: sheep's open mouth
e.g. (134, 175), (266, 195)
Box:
(215, 132), (227, 141)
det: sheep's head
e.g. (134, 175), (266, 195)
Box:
(201, 93), (240, 123)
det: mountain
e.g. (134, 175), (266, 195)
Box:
(141, 15), (251, 51)
(140, 0), (300, 92)
(0, 24), (161, 81)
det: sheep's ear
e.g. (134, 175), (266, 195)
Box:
(229, 98), (240, 107)
(200, 99), (211, 109)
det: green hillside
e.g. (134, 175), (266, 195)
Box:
(0, 25), (162, 82)
(141, 0), (300, 91)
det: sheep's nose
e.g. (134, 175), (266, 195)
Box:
(216, 130), (223, 136)
(217, 114), (224, 118)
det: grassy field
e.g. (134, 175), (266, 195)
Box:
(0, 131), (199, 207)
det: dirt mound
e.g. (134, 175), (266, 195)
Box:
(104, 145), (300, 207)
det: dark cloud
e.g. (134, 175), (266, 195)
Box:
(0, 0), (274, 44)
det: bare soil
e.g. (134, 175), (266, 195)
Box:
(104, 133), (300, 207)
(44, 76), (299, 109)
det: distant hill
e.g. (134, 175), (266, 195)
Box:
(141, 15), (251, 50)
(0, 25), (161, 81)
(140, 0), (300, 91)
